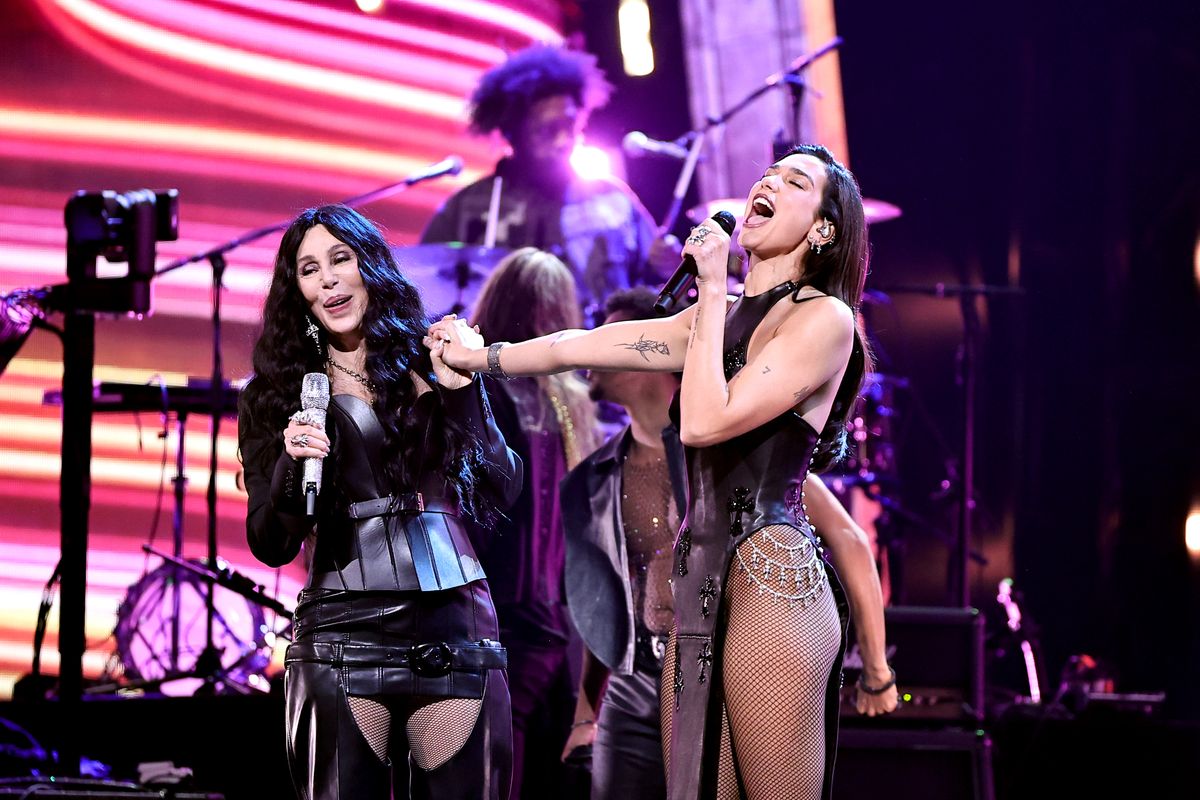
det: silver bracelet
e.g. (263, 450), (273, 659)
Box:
(487, 341), (512, 380)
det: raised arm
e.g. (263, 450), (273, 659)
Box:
(675, 222), (855, 448)
(680, 285), (853, 447)
(430, 309), (694, 377)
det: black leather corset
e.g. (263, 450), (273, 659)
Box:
(672, 281), (821, 553)
(306, 394), (487, 592)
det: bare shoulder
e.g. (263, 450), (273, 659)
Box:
(777, 292), (855, 340)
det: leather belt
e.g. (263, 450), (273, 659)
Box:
(634, 628), (667, 674)
(286, 639), (507, 677)
(347, 492), (459, 519)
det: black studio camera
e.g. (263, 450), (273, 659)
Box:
(63, 189), (179, 315)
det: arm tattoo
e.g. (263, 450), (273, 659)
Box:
(793, 386), (811, 403)
(616, 333), (671, 362)
(762, 366), (772, 374)
(549, 332), (569, 348)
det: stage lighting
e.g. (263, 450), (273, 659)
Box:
(618, 0), (654, 77)
(570, 144), (614, 181)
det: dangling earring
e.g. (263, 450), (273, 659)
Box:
(809, 218), (834, 254)
(304, 316), (322, 356)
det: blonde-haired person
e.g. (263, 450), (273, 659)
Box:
(469, 247), (601, 798)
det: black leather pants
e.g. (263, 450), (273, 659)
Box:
(284, 584), (513, 800)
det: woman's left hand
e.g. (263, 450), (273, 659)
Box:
(855, 666), (900, 717)
(682, 219), (732, 288)
(423, 314), (482, 390)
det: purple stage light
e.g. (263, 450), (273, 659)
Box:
(570, 143), (615, 181)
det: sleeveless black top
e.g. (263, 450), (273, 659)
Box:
(676, 280), (823, 566)
(666, 281), (843, 800)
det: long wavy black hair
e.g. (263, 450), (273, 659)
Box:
(783, 144), (874, 472)
(239, 204), (488, 516)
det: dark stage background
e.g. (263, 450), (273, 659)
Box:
(830, 0), (1200, 721)
(579, 0), (1200, 722)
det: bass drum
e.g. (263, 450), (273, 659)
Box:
(114, 558), (271, 696)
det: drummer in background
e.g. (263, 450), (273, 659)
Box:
(421, 43), (680, 324)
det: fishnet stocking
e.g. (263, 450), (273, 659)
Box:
(725, 525), (840, 800)
(660, 525), (841, 800)
(347, 695), (391, 764)
(346, 695), (484, 770)
(406, 698), (483, 770)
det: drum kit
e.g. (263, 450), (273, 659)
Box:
(390, 242), (509, 319)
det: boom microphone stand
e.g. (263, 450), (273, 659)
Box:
(648, 39), (842, 314)
(873, 282), (1024, 606)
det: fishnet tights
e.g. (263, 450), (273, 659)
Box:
(661, 525), (841, 800)
(347, 695), (484, 770)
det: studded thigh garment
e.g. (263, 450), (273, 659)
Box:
(661, 525), (840, 800)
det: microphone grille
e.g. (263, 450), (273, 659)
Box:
(301, 372), (330, 410)
(712, 210), (737, 235)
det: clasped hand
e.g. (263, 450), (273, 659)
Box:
(423, 314), (483, 385)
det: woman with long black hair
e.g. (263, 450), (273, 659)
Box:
(430, 145), (898, 799)
(238, 204), (522, 800)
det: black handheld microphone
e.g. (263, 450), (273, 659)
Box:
(300, 372), (330, 516)
(653, 210), (737, 316)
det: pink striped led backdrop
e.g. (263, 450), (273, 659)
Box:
(0, 0), (563, 697)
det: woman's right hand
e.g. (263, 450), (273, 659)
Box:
(560, 720), (596, 762)
(427, 315), (485, 372)
(282, 411), (330, 461)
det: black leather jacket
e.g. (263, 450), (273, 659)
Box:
(559, 425), (686, 674)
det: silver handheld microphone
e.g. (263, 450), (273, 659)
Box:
(300, 372), (330, 516)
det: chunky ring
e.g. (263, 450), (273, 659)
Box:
(290, 433), (309, 448)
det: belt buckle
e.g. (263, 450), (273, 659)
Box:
(650, 633), (666, 662)
(411, 642), (451, 677)
(415, 492), (425, 513)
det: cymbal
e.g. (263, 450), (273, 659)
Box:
(391, 242), (510, 317)
(392, 242), (511, 281)
(686, 197), (902, 226)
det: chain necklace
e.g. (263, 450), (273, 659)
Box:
(548, 391), (581, 469)
(326, 356), (377, 393)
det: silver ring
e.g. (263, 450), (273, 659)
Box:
(290, 433), (309, 448)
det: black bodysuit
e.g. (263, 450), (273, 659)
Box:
(665, 282), (849, 800)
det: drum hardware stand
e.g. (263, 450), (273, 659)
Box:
(647, 39), (842, 315)
(84, 545), (293, 696)
(873, 282), (1024, 606)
